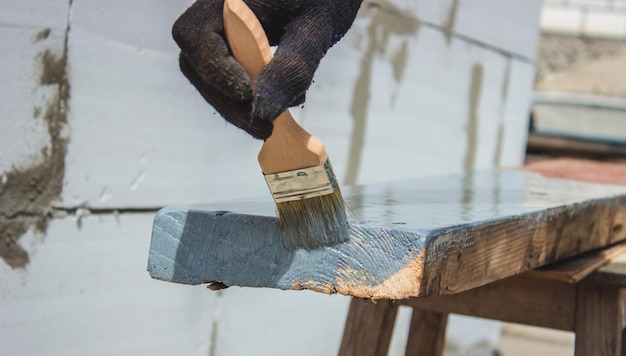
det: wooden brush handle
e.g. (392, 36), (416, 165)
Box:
(223, 0), (327, 174)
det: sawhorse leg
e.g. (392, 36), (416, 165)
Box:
(338, 298), (399, 356)
(405, 308), (448, 356)
(575, 281), (625, 356)
(338, 298), (449, 356)
(339, 277), (626, 355)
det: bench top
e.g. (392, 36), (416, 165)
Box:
(148, 162), (626, 299)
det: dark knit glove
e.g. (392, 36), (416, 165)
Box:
(172, 0), (363, 139)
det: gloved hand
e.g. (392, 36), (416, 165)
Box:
(172, 0), (363, 139)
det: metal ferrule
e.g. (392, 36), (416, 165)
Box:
(264, 160), (338, 203)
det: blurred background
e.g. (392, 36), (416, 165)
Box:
(1, 0), (624, 355)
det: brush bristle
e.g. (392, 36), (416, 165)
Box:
(276, 188), (349, 250)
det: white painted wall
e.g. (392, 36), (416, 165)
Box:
(1, 0), (542, 355)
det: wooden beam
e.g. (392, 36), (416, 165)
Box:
(402, 275), (577, 331)
(148, 169), (626, 299)
(527, 241), (626, 284)
(527, 133), (626, 159)
(338, 299), (399, 356)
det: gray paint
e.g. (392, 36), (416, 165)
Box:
(148, 171), (626, 298)
(150, 209), (425, 293)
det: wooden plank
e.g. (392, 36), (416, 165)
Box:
(405, 308), (448, 356)
(338, 298), (399, 356)
(574, 281), (624, 356)
(402, 275), (576, 331)
(526, 241), (626, 283)
(527, 133), (626, 160)
(148, 170), (626, 299)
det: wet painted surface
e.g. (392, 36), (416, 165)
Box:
(149, 170), (626, 299)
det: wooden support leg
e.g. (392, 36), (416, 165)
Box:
(575, 281), (624, 356)
(622, 327), (626, 356)
(338, 298), (399, 356)
(405, 307), (448, 356)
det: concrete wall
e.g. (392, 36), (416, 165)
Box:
(541, 0), (626, 38)
(1, 0), (542, 355)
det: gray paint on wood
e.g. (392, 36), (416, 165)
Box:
(148, 171), (626, 298)
(150, 209), (426, 293)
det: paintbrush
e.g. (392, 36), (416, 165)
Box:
(223, 0), (349, 250)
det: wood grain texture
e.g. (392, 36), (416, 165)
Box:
(148, 170), (626, 299)
(405, 308), (448, 356)
(223, 0), (271, 84)
(338, 299), (399, 356)
(574, 281), (625, 356)
(402, 275), (577, 331)
(527, 241), (626, 283)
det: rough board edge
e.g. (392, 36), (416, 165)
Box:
(148, 193), (626, 299)
(423, 196), (626, 296)
(148, 208), (430, 300)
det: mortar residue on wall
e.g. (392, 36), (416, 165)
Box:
(345, 1), (420, 185)
(0, 34), (70, 268)
(464, 64), (483, 173)
(493, 57), (512, 168)
(442, 0), (459, 45)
